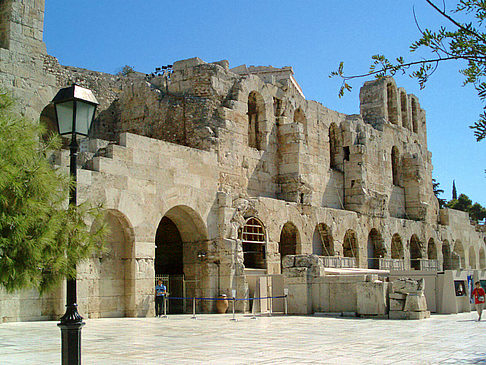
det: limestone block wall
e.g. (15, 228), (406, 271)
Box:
(283, 255), (389, 315)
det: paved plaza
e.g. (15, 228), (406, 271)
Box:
(0, 312), (485, 364)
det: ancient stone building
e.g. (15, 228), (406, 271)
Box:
(1, 0), (485, 321)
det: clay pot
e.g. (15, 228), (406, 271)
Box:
(216, 294), (229, 314)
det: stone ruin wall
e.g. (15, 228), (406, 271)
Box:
(1, 0), (486, 321)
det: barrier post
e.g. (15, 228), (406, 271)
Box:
(251, 296), (257, 319)
(230, 289), (237, 321)
(284, 288), (288, 316)
(191, 297), (197, 320)
(162, 296), (167, 318)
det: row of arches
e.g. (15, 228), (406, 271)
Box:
(238, 217), (486, 272)
(247, 91), (308, 150)
(386, 81), (419, 134)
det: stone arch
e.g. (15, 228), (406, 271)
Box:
(86, 209), (135, 318)
(391, 146), (400, 186)
(343, 229), (359, 264)
(312, 223), (334, 256)
(427, 238), (437, 260)
(248, 91), (266, 150)
(391, 234), (404, 259)
(240, 217), (266, 269)
(293, 107), (307, 143)
(155, 205), (209, 313)
(453, 240), (465, 269)
(469, 246), (477, 269)
(279, 222), (300, 268)
(367, 228), (386, 269)
(400, 89), (409, 129)
(410, 234), (423, 270)
(411, 97), (419, 133)
(442, 239), (452, 270)
(329, 122), (343, 171)
(480, 247), (486, 269)
(386, 81), (398, 125)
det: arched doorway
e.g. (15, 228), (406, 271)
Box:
(453, 240), (465, 269)
(86, 210), (134, 318)
(469, 246), (477, 269)
(155, 206), (208, 313)
(343, 230), (359, 267)
(367, 229), (385, 269)
(391, 234), (404, 259)
(410, 234), (423, 270)
(442, 240), (452, 270)
(480, 247), (486, 269)
(279, 222), (300, 269)
(240, 217), (266, 269)
(312, 223), (334, 256)
(427, 238), (437, 260)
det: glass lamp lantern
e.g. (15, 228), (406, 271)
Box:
(52, 84), (99, 140)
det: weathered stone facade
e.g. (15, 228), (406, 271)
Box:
(1, 0), (486, 322)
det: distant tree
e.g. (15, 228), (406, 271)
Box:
(330, 0), (486, 142)
(0, 91), (105, 293)
(433, 178), (447, 208)
(469, 202), (486, 221)
(452, 180), (457, 200)
(117, 65), (135, 77)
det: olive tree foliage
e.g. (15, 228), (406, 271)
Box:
(0, 91), (105, 294)
(330, 0), (486, 142)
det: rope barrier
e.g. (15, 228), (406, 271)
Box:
(158, 294), (289, 319)
(164, 295), (287, 301)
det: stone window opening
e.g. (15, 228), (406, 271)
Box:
(248, 91), (265, 150)
(293, 107), (307, 143)
(367, 229), (386, 269)
(391, 146), (400, 186)
(240, 217), (266, 269)
(314, 223), (334, 256)
(469, 246), (477, 269)
(386, 82), (398, 125)
(400, 91), (408, 129)
(279, 222), (300, 270)
(329, 123), (343, 171)
(427, 238), (437, 260)
(391, 234), (404, 259)
(410, 234), (423, 270)
(411, 98), (418, 133)
(453, 240), (465, 269)
(479, 247), (486, 269)
(343, 230), (359, 264)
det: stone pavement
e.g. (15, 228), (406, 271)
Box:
(0, 312), (485, 364)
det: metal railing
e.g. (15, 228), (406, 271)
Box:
(321, 256), (357, 268)
(377, 258), (409, 271)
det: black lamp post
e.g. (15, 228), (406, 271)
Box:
(52, 84), (98, 365)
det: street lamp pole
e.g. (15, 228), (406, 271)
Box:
(52, 85), (98, 365)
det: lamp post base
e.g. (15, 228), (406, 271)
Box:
(58, 305), (85, 365)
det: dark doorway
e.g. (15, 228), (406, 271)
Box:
(155, 216), (184, 313)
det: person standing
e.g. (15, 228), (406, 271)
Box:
(471, 281), (485, 321)
(155, 279), (167, 317)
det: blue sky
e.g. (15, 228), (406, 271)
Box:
(43, 0), (485, 206)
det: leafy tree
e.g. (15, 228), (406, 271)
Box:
(469, 202), (486, 221)
(0, 91), (105, 293)
(446, 193), (486, 221)
(433, 178), (447, 208)
(330, 0), (486, 142)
